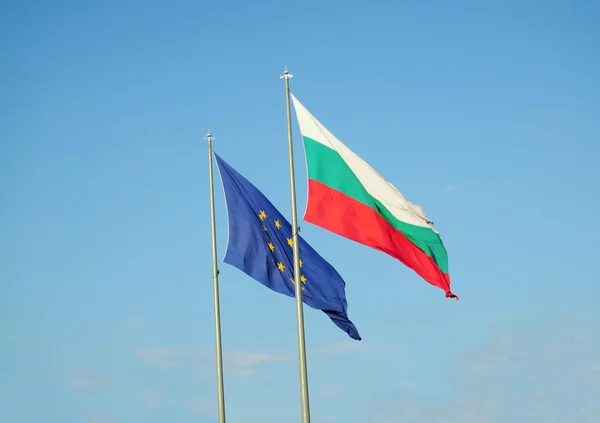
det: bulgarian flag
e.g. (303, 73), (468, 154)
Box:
(291, 94), (457, 299)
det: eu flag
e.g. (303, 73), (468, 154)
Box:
(214, 153), (360, 340)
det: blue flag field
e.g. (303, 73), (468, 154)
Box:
(214, 153), (360, 340)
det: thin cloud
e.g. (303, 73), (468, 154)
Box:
(120, 317), (144, 330)
(372, 320), (600, 423)
(225, 350), (293, 376)
(319, 388), (344, 399)
(69, 369), (99, 390)
(189, 397), (215, 416)
(86, 409), (113, 423)
(140, 390), (165, 408)
(137, 346), (293, 377)
(312, 341), (389, 355)
(137, 347), (176, 368)
(136, 341), (384, 379)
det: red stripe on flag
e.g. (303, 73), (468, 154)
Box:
(304, 179), (457, 299)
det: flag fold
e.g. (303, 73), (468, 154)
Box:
(290, 94), (457, 299)
(214, 152), (361, 340)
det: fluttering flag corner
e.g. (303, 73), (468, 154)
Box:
(213, 152), (361, 340)
(290, 94), (458, 300)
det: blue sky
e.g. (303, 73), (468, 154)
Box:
(1, 0), (599, 422)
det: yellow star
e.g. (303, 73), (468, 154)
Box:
(274, 220), (281, 229)
(287, 238), (293, 247)
(267, 242), (275, 252)
(277, 262), (285, 271)
(300, 275), (307, 284)
(299, 259), (303, 267)
(263, 225), (267, 231)
(290, 277), (305, 290)
(258, 210), (267, 220)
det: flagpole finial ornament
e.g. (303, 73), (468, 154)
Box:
(204, 132), (215, 142)
(280, 67), (294, 79)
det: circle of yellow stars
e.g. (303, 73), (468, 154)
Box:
(258, 209), (306, 289)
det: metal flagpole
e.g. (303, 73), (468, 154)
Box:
(281, 68), (312, 423)
(205, 131), (226, 423)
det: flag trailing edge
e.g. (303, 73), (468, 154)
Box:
(213, 152), (361, 340)
(290, 94), (457, 299)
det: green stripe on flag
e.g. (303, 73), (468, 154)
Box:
(303, 136), (449, 274)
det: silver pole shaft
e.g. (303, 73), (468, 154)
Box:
(281, 68), (311, 423)
(206, 132), (226, 423)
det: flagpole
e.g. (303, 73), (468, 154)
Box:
(281, 68), (311, 423)
(205, 131), (226, 423)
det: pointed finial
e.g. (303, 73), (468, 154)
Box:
(204, 131), (215, 142)
(280, 67), (293, 79)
